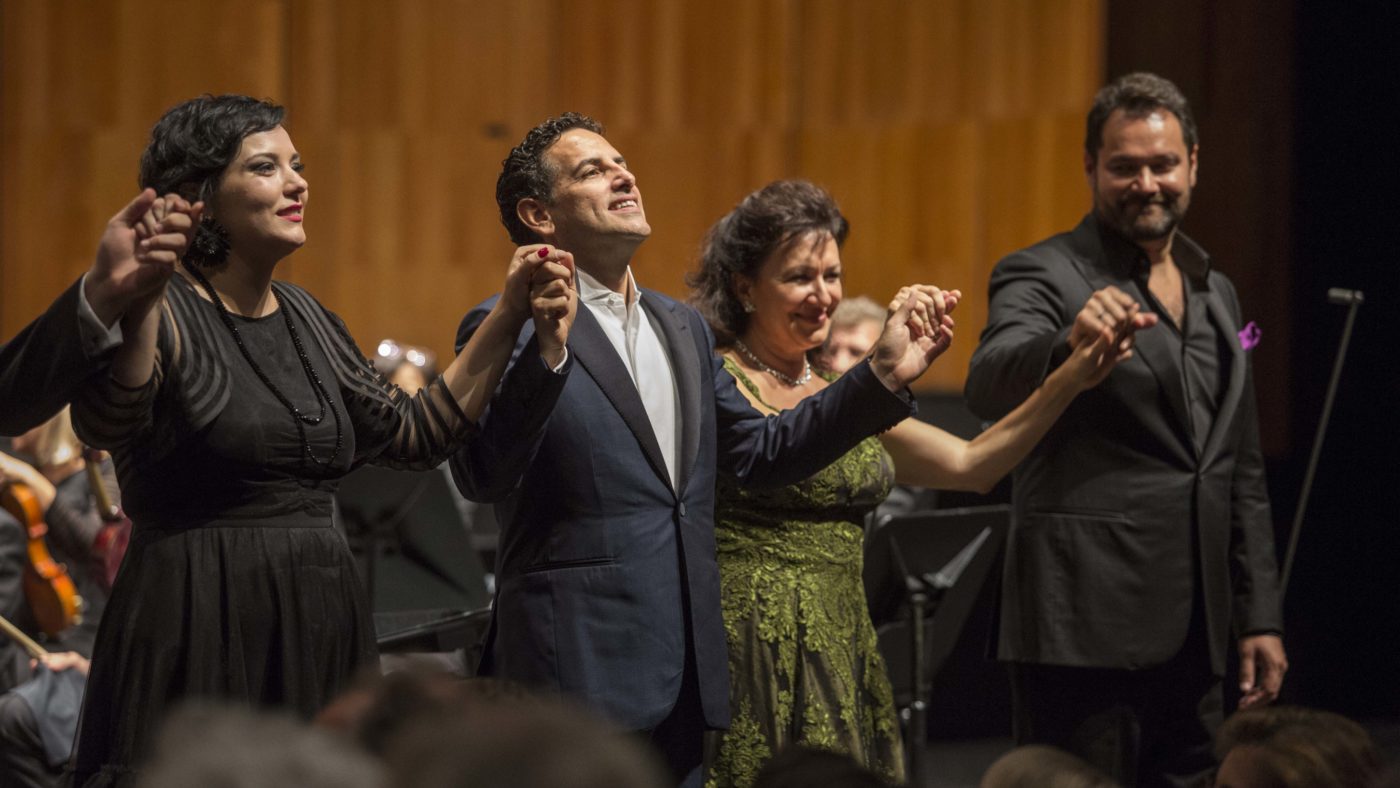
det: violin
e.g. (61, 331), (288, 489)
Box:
(0, 480), (83, 637)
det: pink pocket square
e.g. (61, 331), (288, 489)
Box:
(1238, 321), (1261, 351)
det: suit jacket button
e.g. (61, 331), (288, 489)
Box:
(678, 502), (687, 517)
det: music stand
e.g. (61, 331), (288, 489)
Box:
(863, 505), (1010, 785)
(374, 608), (494, 661)
(335, 465), (491, 652)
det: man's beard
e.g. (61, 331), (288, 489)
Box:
(1107, 194), (1187, 242)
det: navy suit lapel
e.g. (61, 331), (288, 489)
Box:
(641, 291), (701, 495)
(568, 304), (673, 489)
(1199, 287), (1246, 463)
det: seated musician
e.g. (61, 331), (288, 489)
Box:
(0, 408), (118, 788)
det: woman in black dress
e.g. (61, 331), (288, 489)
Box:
(69, 94), (576, 786)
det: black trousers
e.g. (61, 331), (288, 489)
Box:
(1009, 628), (1223, 788)
(0, 692), (62, 788)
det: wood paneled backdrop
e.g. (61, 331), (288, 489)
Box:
(2, 0), (1102, 393)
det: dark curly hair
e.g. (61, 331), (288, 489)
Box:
(1085, 72), (1197, 163)
(687, 180), (849, 346)
(138, 94), (285, 203)
(138, 95), (286, 265)
(496, 113), (606, 245)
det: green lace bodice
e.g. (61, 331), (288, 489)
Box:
(715, 358), (893, 569)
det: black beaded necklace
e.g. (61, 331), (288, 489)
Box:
(183, 264), (344, 469)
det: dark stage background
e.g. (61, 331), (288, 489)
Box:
(1280, 0), (1400, 718)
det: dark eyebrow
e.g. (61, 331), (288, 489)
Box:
(1107, 152), (1181, 166)
(572, 157), (604, 176)
(246, 151), (300, 164)
(571, 155), (627, 176)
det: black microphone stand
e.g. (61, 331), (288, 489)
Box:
(1280, 288), (1365, 595)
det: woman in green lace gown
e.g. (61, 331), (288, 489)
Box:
(689, 181), (1138, 787)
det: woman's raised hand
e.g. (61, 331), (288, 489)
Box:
(499, 245), (576, 368)
(869, 284), (962, 391)
(1062, 326), (1135, 390)
(1058, 289), (1157, 390)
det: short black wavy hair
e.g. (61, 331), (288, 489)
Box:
(138, 94), (285, 203)
(1085, 72), (1197, 162)
(496, 112), (605, 245)
(687, 180), (849, 346)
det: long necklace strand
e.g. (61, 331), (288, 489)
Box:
(733, 338), (812, 387)
(184, 266), (344, 468)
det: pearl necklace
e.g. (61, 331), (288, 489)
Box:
(733, 339), (812, 387)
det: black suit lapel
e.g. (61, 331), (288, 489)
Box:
(1199, 287), (1246, 462)
(1069, 221), (1195, 455)
(569, 304), (673, 489)
(641, 291), (701, 495)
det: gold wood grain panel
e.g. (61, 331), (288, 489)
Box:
(4, 0), (1104, 396)
(1, 0), (285, 336)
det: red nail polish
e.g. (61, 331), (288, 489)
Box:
(538, 248), (549, 258)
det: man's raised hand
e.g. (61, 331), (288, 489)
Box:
(85, 189), (201, 326)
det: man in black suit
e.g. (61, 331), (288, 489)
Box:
(452, 113), (948, 785)
(965, 73), (1287, 787)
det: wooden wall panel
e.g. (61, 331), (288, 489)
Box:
(1, 0), (286, 341)
(3, 0), (1103, 394)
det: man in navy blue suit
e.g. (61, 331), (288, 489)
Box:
(451, 113), (949, 785)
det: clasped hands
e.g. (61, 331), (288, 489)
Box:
(85, 189), (203, 327)
(1061, 285), (1161, 390)
(869, 284), (961, 392)
(500, 245), (578, 369)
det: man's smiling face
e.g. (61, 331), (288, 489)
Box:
(536, 128), (651, 251)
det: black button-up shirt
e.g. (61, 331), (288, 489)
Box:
(1099, 222), (1229, 455)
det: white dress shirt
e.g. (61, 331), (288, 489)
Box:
(576, 267), (682, 490)
(76, 273), (125, 358)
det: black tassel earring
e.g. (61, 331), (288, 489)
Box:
(184, 216), (231, 266)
